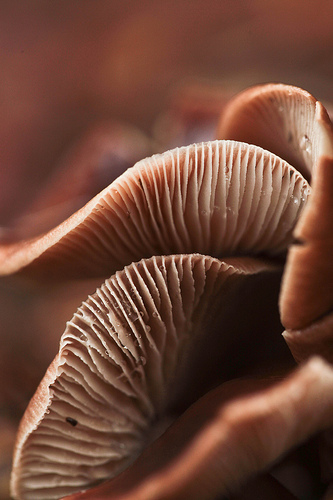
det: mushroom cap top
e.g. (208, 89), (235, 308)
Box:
(11, 253), (284, 500)
(0, 140), (309, 280)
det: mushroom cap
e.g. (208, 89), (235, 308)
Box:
(0, 140), (310, 280)
(283, 310), (333, 364)
(10, 253), (284, 500)
(217, 83), (333, 180)
(280, 155), (333, 330)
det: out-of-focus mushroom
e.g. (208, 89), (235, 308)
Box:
(2, 121), (152, 241)
(0, 140), (309, 280)
(152, 80), (231, 150)
(281, 152), (333, 334)
(10, 253), (287, 499)
(280, 150), (333, 361)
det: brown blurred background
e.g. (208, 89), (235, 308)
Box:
(0, 0), (333, 225)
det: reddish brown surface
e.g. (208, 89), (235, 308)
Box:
(1, 2), (333, 499)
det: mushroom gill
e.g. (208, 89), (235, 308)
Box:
(0, 140), (309, 280)
(10, 254), (286, 500)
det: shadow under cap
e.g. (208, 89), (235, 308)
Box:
(64, 358), (333, 500)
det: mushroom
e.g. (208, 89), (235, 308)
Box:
(10, 253), (287, 500)
(0, 140), (309, 280)
(7, 83), (333, 499)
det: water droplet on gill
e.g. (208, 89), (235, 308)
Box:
(300, 135), (312, 154)
(300, 187), (307, 204)
(152, 311), (158, 318)
(278, 105), (284, 113)
(226, 206), (235, 215)
(291, 195), (299, 205)
(140, 356), (147, 366)
(213, 205), (221, 212)
(201, 210), (208, 216)
(224, 166), (230, 174)
(146, 325), (151, 333)
(139, 311), (144, 317)
(159, 265), (165, 272)
(79, 334), (86, 341)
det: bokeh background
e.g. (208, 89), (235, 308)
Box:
(1, 0), (333, 225)
(1, 1), (333, 498)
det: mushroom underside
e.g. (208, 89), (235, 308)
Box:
(0, 140), (309, 280)
(11, 254), (295, 500)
